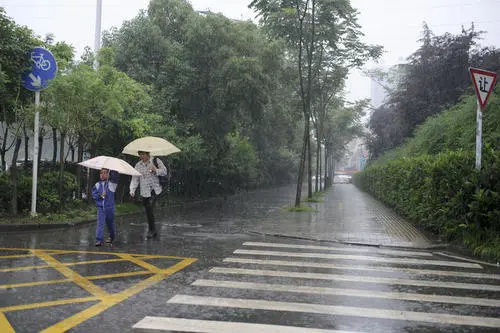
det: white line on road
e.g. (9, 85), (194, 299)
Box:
(223, 258), (500, 280)
(243, 242), (433, 257)
(192, 279), (500, 307)
(167, 295), (500, 328)
(233, 249), (483, 269)
(209, 267), (500, 292)
(132, 316), (365, 333)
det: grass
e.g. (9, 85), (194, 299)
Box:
(282, 205), (317, 213)
(281, 188), (330, 212)
(305, 192), (326, 203)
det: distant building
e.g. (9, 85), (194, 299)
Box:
(370, 78), (387, 109)
(1, 123), (78, 169)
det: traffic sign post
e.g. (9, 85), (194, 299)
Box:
(22, 47), (57, 216)
(469, 67), (497, 170)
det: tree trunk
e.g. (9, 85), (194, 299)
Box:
(317, 140), (322, 192)
(315, 128), (320, 193)
(77, 136), (84, 199)
(1, 126), (8, 170)
(23, 126), (29, 168)
(38, 133), (44, 166)
(10, 137), (22, 215)
(307, 129), (312, 198)
(324, 147), (329, 189)
(59, 131), (66, 200)
(52, 127), (57, 167)
(295, 121), (308, 207)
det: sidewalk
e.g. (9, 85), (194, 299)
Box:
(249, 184), (436, 249)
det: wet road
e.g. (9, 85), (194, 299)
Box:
(0, 184), (499, 333)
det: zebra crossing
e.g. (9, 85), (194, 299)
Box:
(133, 241), (500, 332)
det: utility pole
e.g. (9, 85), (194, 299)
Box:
(94, 0), (102, 70)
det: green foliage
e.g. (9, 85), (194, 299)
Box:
(355, 149), (500, 261)
(115, 202), (142, 214)
(283, 205), (317, 213)
(360, 75), (500, 261)
(0, 8), (38, 115)
(104, 2), (302, 195)
(37, 171), (79, 213)
(0, 169), (78, 215)
(367, 24), (499, 157)
(0, 173), (11, 214)
(219, 132), (260, 190)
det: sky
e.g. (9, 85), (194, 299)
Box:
(3, 0), (500, 103)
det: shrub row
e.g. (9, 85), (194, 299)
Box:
(353, 147), (500, 261)
(0, 169), (78, 215)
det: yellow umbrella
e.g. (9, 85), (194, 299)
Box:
(122, 136), (181, 157)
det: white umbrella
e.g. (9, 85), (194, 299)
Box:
(122, 136), (181, 157)
(78, 156), (141, 176)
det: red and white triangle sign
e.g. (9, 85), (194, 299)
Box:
(469, 67), (497, 110)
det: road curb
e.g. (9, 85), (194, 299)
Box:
(246, 230), (449, 251)
(0, 218), (96, 232)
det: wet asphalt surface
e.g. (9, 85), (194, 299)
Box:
(0, 184), (499, 333)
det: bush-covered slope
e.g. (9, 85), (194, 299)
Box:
(355, 91), (500, 261)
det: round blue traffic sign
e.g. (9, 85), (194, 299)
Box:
(22, 47), (58, 91)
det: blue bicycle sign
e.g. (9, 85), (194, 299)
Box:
(31, 51), (52, 71)
(22, 47), (57, 91)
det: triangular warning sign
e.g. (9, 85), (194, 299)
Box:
(469, 67), (497, 110)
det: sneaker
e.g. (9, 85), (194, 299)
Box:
(146, 230), (157, 239)
(105, 237), (113, 244)
(95, 241), (104, 247)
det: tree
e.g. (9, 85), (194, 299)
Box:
(250, 0), (382, 206)
(44, 47), (154, 201)
(0, 8), (41, 214)
(105, 1), (303, 195)
(368, 23), (489, 157)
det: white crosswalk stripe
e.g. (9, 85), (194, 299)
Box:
(233, 249), (483, 268)
(242, 241), (434, 257)
(192, 279), (500, 307)
(209, 267), (500, 291)
(223, 257), (500, 279)
(167, 295), (500, 328)
(133, 241), (500, 332)
(133, 317), (365, 333)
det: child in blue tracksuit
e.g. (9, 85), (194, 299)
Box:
(92, 168), (119, 246)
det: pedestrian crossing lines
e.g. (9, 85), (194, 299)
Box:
(133, 241), (500, 332)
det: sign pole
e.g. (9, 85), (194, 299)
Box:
(469, 67), (498, 170)
(475, 100), (482, 170)
(22, 47), (57, 216)
(31, 91), (40, 216)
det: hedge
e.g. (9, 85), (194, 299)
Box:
(353, 147), (500, 261)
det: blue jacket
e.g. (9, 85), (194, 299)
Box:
(92, 170), (119, 209)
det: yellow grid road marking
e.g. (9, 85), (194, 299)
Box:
(0, 248), (197, 333)
(0, 312), (15, 333)
(34, 250), (109, 298)
(0, 255), (180, 273)
(0, 279), (70, 289)
(0, 297), (99, 312)
(41, 258), (197, 333)
(120, 254), (164, 273)
(0, 265), (52, 273)
(86, 271), (153, 280)
(0, 254), (34, 259)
